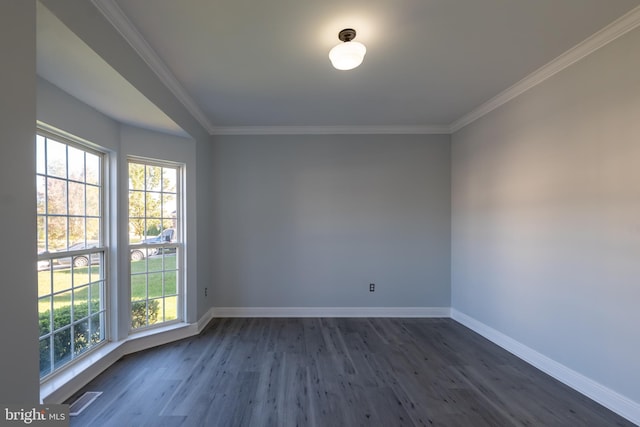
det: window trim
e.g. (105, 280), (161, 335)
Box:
(126, 156), (185, 333)
(36, 127), (111, 382)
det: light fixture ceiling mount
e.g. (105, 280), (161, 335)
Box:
(337, 28), (357, 43)
(329, 28), (366, 71)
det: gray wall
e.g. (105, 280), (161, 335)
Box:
(211, 134), (451, 308)
(452, 27), (640, 403)
(0, 0), (39, 403)
(37, 78), (120, 152)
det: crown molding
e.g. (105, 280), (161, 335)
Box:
(92, 1), (640, 137)
(211, 124), (452, 136)
(91, 0), (216, 134)
(449, 5), (640, 133)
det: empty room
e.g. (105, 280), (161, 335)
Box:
(1, 0), (639, 426)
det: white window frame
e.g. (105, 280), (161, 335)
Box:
(127, 157), (184, 332)
(36, 128), (110, 381)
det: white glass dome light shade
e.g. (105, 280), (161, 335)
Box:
(329, 41), (367, 70)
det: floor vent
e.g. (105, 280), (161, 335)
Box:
(69, 391), (102, 416)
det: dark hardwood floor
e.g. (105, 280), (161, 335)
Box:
(66, 318), (634, 426)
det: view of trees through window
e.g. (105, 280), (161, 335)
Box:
(36, 134), (106, 378)
(128, 160), (180, 329)
(37, 137), (101, 253)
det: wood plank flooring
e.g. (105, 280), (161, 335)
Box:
(66, 318), (634, 426)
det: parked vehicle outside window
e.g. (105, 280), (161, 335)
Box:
(130, 228), (177, 261)
(51, 232), (176, 268)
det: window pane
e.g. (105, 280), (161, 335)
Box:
(129, 191), (145, 241)
(162, 220), (175, 234)
(38, 268), (52, 297)
(53, 290), (72, 329)
(37, 216), (46, 254)
(68, 182), (85, 216)
(164, 270), (177, 295)
(164, 296), (178, 322)
(86, 185), (100, 217)
(47, 178), (67, 215)
(90, 313), (104, 344)
(52, 268), (72, 293)
(148, 299), (161, 325)
(85, 153), (100, 185)
(129, 163), (145, 190)
(131, 300), (148, 329)
(37, 176), (46, 214)
(74, 320), (90, 356)
(47, 140), (67, 178)
(148, 272), (163, 299)
(131, 252), (147, 272)
(146, 166), (162, 191)
(53, 328), (72, 369)
(128, 190), (144, 215)
(89, 282), (102, 315)
(40, 338), (51, 377)
(87, 253), (102, 282)
(129, 223), (141, 244)
(164, 253), (177, 270)
(69, 217), (85, 246)
(48, 217), (67, 252)
(37, 135), (46, 174)
(39, 297), (51, 336)
(86, 218), (100, 243)
(162, 168), (176, 193)
(146, 218), (161, 239)
(146, 192), (162, 218)
(148, 256), (162, 273)
(162, 193), (176, 219)
(131, 275), (147, 302)
(68, 146), (85, 182)
(73, 264), (91, 289)
(73, 286), (89, 322)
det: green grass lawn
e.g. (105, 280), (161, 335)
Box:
(38, 254), (178, 323)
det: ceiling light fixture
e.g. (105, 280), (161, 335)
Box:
(329, 28), (366, 71)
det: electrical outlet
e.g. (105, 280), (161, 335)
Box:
(205, 287), (208, 297)
(369, 283), (375, 292)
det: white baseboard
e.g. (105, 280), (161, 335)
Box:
(197, 306), (216, 331)
(450, 309), (640, 426)
(211, 306), (451, 318)
(122, 322), (197, 356)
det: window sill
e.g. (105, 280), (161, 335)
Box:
(40, 321), (196, 403)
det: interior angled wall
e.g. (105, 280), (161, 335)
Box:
(451, 25), (640, 411)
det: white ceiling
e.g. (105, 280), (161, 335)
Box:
(37, 0), (640, 135)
